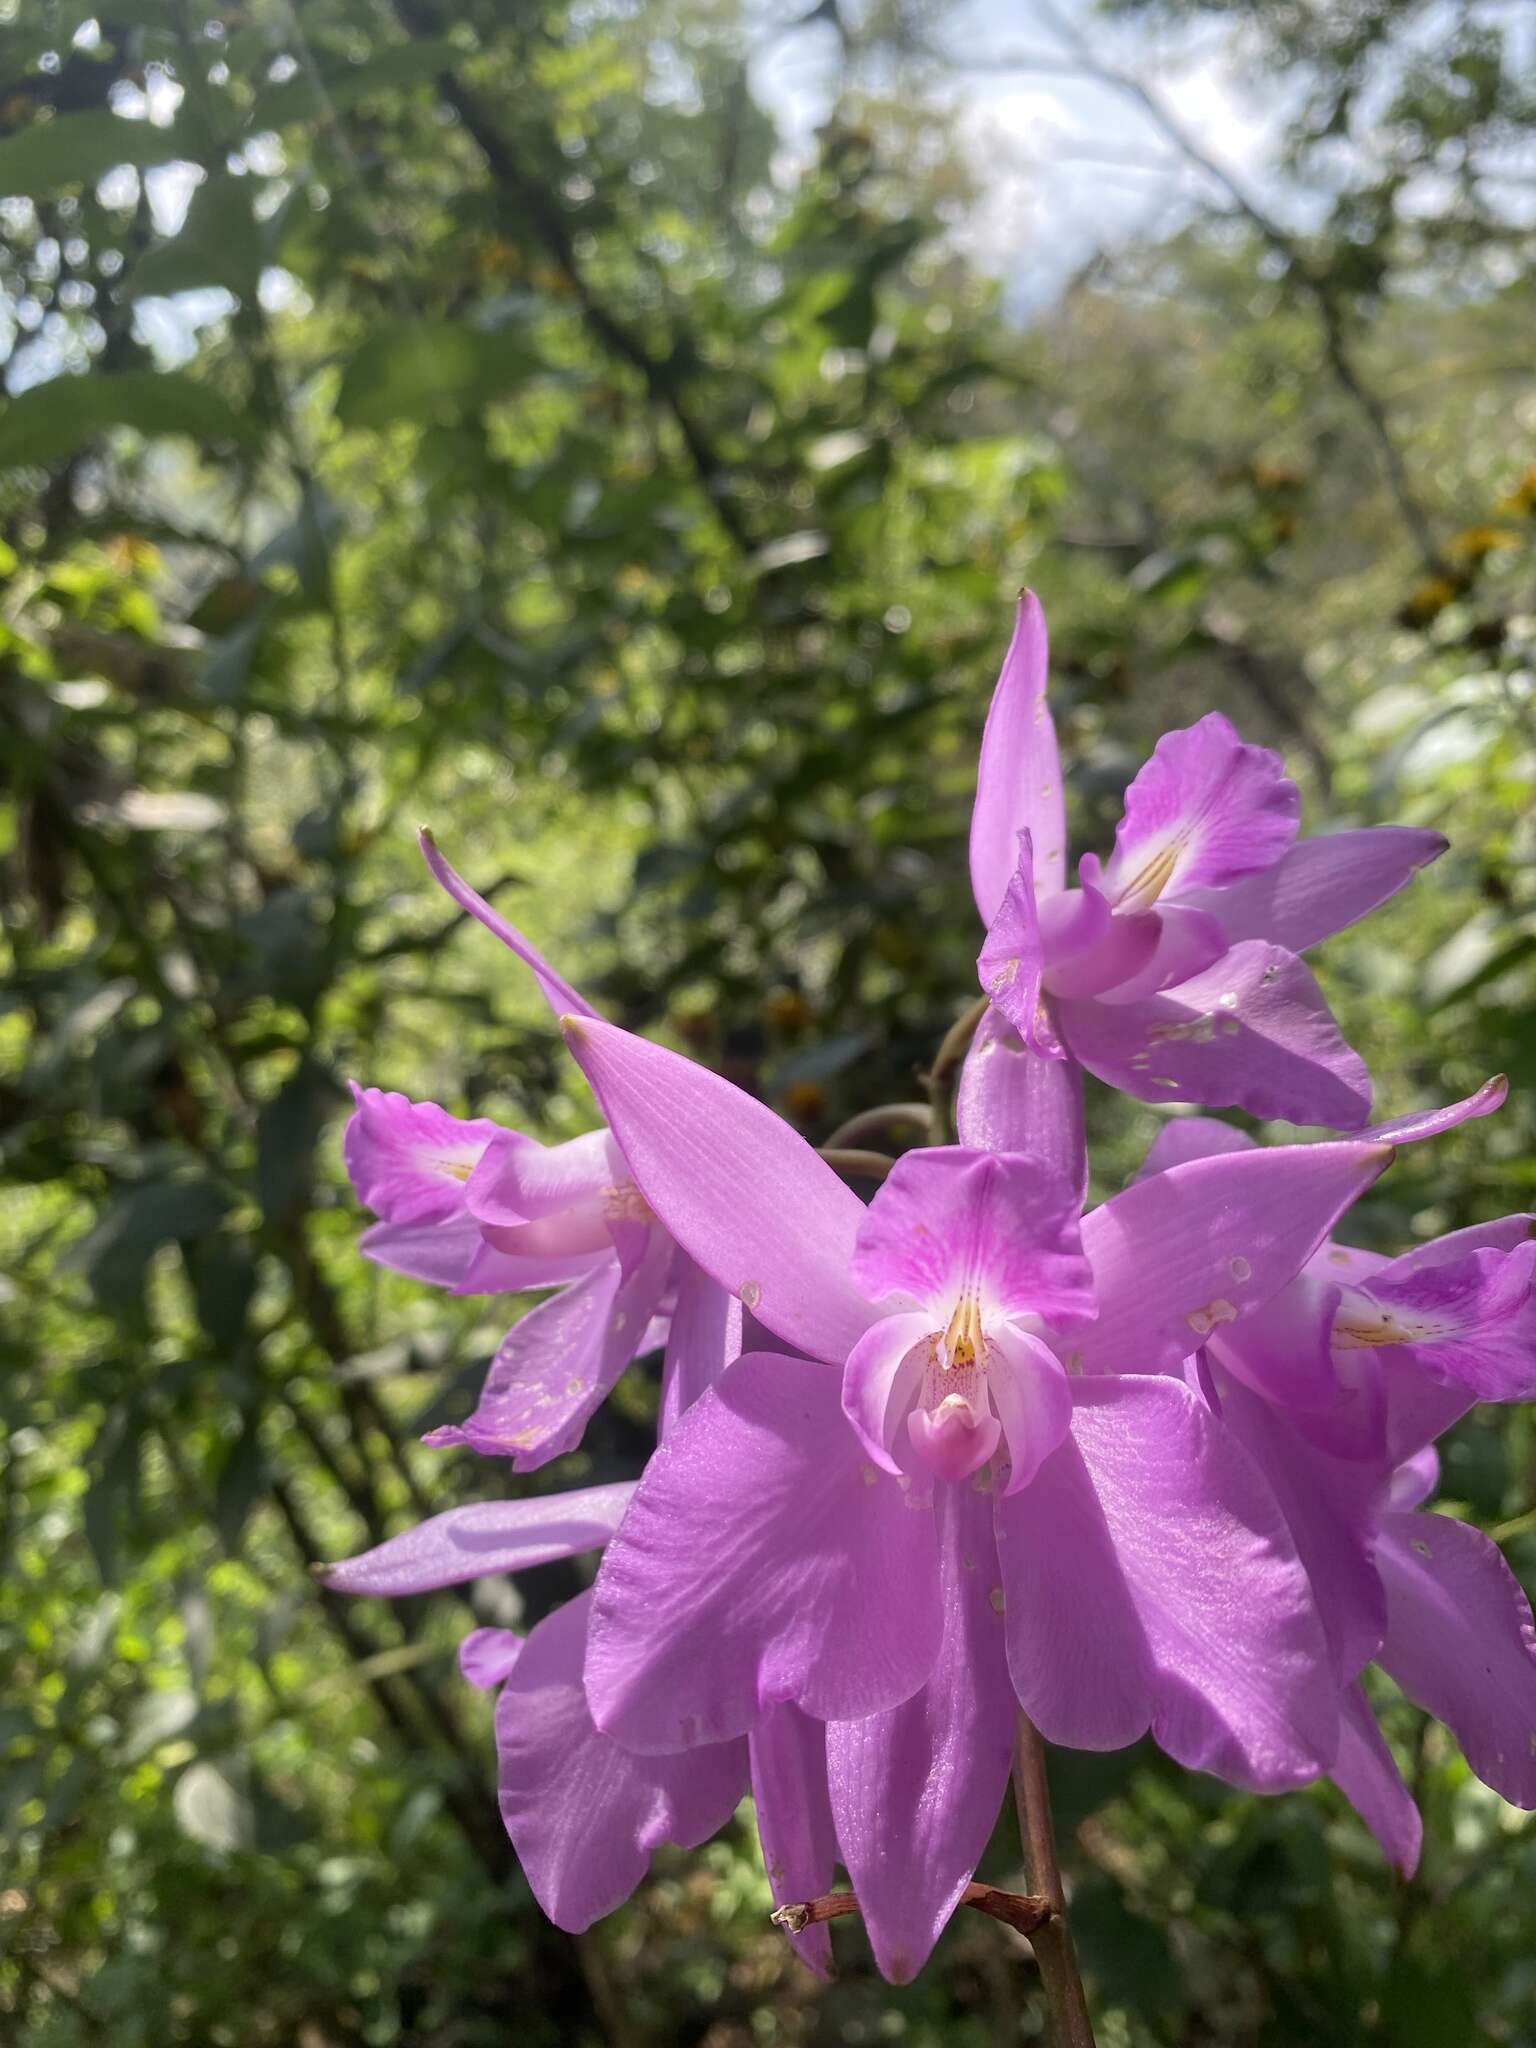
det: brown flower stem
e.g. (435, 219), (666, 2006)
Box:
(817, 1146), (898, 1182)
(1012, 1713), (1097, 2047)
(925, 994), (991, 1144)
(770, 1880), (1053, 1939)
(821, 1102), (933, 1149)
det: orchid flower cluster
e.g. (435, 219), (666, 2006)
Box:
(324, 596), (1536, 1990)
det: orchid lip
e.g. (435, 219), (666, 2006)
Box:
(1112, 837), (1182, 912)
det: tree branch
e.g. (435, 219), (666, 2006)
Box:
(771, 1879), (1055, 1939)
(992, 0), (1445, 574)
(388, 0), (754, 552)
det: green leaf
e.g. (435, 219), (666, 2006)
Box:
(186, 1235), (258, 1353)
(0, 110), (186, 198)
(83, 1411), (141, 1587)
(212, 1422), (266, 1553)
(257, 1058), (343, 1224)
(251, 39), (460, 129)
(0, 371), (258, 471)
(334, 322), (533, 429)
(69, 1180), (230, 1311)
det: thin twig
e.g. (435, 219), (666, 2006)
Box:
(389, 0), (754, 552)
(817, 1146), (897, 1182)
(770, 1880), (1054, 1940)
(924, 995), (990, 1144)
(821, 1102), (932, 1149)
(1012, 1714), (1097, 2047)
(998, 0), (1445, 575)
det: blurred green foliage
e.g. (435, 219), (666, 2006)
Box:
(2, 0), (1536, 2041)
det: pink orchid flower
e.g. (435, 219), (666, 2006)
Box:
(969, 595), (1447, 1169)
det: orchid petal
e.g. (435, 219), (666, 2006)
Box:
(1217, 1377), (1385, 1680)
(1377, 1510), (1536, 1807)
(969, 592), (1067, 922)
(1363, 1074), (1507, 1145)
(1389, 1446), (1440, 1510)
(987, 1324), (1073, 1494)
(1000, 1376), (1336, 1788)
(1211, 1271), (1342, 1413)
(1135, 1077), (1506, 1186)
(827, 1485), (1015, 1983)
(465, 1127), (619, 1227)
(1137, 1116), (1255, 1179)
(430, 1233), (670, 1469)
(956, 1008), (1087, 1205)
(318, 1482), (635, 1595)
(1058, 940), (1372, 1128)
(459, 1627), (525, 1691)
(1076, 1138), (1391, 1376)
(1038, 884), (1112, 967)
(661, 1255), (743, 1437)
(1347, 1240), (1536, 1402)
(1041, 900), (1161, 1000)
(842, 1313), (933, 1474)
(1097, 904), (1228, 1004)
(1383, 1213), (1536, 1275)
(359, 1214), (483, 1289)
(994, 1400), (1155, 1752)
(1308, 1239), (1390, 1287)
(453, 1236), (610, 1296)
(1383, 1356), (1475, 1467)
(851, 1148), (1093, 1326)
(1332, 1683), (1421, 1877)
(1183, 825), (1447, 954)
(1289, 1347), (1389, 1463)
(1105, 712), (1299, 910)
(584, 1352), (942, 1752)
(497, 1594), (746, 1932)
(418, 829), (598, 1021)
(976, 833), (1063, 1056)
(750, 1706), (840, 1978)
(344, 1083), (508, 1225)
(561, 1016), (878, 1364)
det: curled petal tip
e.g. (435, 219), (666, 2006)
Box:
(417, 823), (436, 849)
(560, 1014), (587, 1042)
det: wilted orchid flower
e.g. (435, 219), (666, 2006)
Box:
(1137, 1078), (1535, 1461)
(343, 840), (744, 1467)
(970, 594), (1446, 1148)
(541, 1003), (1399, 1978)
